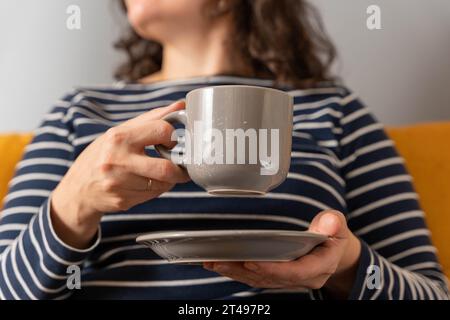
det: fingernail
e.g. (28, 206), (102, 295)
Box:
(244, 262), (259, 271)
(319, 213), (339, 231)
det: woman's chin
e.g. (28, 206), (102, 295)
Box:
(126, 3), (161, 31)
(127, 14), (161, 40)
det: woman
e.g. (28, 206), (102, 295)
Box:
(0, 0), (448, 299)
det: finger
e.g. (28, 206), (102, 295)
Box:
(125, 182), (174, 203)
(127, 154), (190, 184)
(207, 262), (278, 288)
(103, 169), (150, 191)
(119, 119), (179, 149)
(308, 210), (350, 262)
(308, 210), (348, 240)
(105, 185), (174, 212)
(243, 261), (309, 285)
(208, 262), (262, 283)
(236, 212), (350, 287)
(126, 100), (185, 125)
(243, 245), (340, 285)
(142, 179), (173, 193)
(106, 170), (173, 192)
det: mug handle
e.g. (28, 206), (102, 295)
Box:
(155, 110), (188, 169)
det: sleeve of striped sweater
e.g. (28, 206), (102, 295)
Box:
(336, 89), (449, 300)
(0, 93), (101, 300)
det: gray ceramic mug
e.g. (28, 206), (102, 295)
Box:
(155, 85), (293, 196)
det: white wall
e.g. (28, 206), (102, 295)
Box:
(316, 0), (450, 124)
(0, 0), (124, 132)
(1, 0), (450, 131)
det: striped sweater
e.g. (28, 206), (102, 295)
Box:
(0, 76), (448, 300)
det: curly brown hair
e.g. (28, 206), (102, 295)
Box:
(115, 0), (336, 89)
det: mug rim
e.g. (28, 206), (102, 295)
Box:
(186, 84), (291, 100)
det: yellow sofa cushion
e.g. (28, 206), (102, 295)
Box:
(0, 124), (449, 279)
(387, 122), (450, 278)
(0, 134), (33, 204)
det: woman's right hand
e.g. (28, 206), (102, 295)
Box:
(51, 101), (190, 249)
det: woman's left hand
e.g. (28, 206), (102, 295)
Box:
(203, 210), (362, 296)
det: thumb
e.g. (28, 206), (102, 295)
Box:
(308, 210), (348, 239)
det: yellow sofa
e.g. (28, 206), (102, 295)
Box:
(1, 124), (449, 279)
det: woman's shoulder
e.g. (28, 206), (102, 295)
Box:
(54, 81), (181, 113)
(288, 81), (362, 115)
(44, 81), (191, 133)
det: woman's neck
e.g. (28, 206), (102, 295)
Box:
(140, 20), (251, 83)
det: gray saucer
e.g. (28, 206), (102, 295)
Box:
(136, 230), (328, 264)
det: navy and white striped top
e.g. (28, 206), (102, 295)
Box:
(0, 76), (448, 300)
